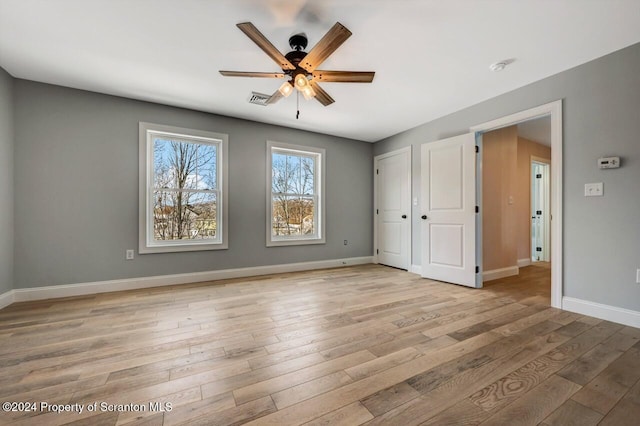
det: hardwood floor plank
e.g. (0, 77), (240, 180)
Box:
(479, 375), (581, 426)
(0, 264), (637, 426)
(161, 392), (236, 426)
(540, 399), (603, 426)
(230, 350), (374, 405)
(271, 370), (353, 409)
(361, 382), (420, 417)
(345, 347), (421, 381)
(467, 321), (621, 414)
(571, 347), (640, 414)
(556, 329), (638, 385)
(369, 329), (571, 425)
(598, 376), (640, 426)
(303, 401), (373, 426)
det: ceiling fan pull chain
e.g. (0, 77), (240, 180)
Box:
(296, 91), (300, 119)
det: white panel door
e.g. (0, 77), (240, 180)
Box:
(421, 133), (477, 287)
(376, 148), (410, 270)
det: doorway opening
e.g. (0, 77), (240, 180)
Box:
(471, 100), (563, 308)
(478, 119), (552, 281)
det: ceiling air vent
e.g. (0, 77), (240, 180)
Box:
(248, 92), (271, 106)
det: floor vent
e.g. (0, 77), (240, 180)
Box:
(248, 92), (271, 106)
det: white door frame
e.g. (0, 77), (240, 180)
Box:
(531, 158), (551, 263)
(470, 100), (563, 309)
(373, 146), (412, 269)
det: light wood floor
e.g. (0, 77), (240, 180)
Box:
(1, 264), (639, 425)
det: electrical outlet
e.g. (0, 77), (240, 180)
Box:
(344, 240), (348, 245)
(126, 249), (134, 260)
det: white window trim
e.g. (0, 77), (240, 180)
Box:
(266, 141), (326, 247)
(139, 122), (228, 254)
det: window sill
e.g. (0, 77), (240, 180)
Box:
(266, 238), (325, 247)
(139, 242), (228, 254)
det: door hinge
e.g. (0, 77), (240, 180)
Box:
(376, 209), (379, 214)
(475, 206), (479, 213)
(376, 169), (379, 175)
(376, 249), (379, 254)
(476, 266), (480, 273)
(475, 146), (479, 153)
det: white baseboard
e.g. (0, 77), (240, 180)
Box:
(517, 258), (532, 268)
(410, 265), (422, 275)
(0, 289), (15, 310)
(9, 256), (374, 304)
(562, 296), (640, 329)
(483, 266), (519, 282)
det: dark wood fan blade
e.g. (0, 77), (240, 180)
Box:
(219, 71), (285, 78)
(267, 90), (283, 105)
(309, 80), (335, 106)
(236, 22), (296, 70)
(300, 22), (352, 72)
(312, 70), (375, 83)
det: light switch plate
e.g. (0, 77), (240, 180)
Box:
(584, 182), (603, 197)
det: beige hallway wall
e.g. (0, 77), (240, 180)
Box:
(482, 126), (518, 271)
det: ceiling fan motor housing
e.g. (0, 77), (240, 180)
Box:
(289, 33), (308, 51)
(285, 50), (308, 71)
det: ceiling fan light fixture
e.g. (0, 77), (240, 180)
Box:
(294, 73), (309, 89)
(301, 85), (316, 100)
(278, 81), (294, 97)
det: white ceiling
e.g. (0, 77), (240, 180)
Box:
(518, 116), (551, 147)
(1, 0), (639, 142)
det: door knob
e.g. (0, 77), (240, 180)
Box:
(421, 215), (428, 220)
(401, 215), (407, 219)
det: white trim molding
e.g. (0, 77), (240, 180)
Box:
(517, 258), (532, 268)
(0, 290), (15, 310)
(471, 100), (563, 308)
(563, 297), (640, 329)
(7, 257), (373, 304)
(410, 264), (422, 275)
(138, 122), (229, 254)
(483, 266), (519, 282)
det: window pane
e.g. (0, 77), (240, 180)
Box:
(271, 196), (315, 237)
(197, 143), (218, 190)
(301, 156), (315, 195)
(153, 138), (175, 188)
(153, 138), (217, 191)
(286, 155), (301, 194)
(272, 152), (289, 193)
(153, 190), (217, 240)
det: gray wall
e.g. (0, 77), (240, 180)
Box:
(13, 80), (373, 289)
(375, 43), (640, 311)
(0, 68), (14, 294)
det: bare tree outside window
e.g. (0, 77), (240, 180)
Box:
(153, 138), (218, 241)
(271, 149), (317, 237)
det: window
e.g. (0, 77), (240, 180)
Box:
(267, 141), (325, 246)
(139, 123), (228, 253)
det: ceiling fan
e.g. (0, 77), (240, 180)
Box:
(219, 22), (375, 107)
